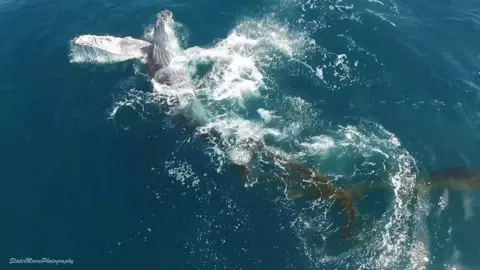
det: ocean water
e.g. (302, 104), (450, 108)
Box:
(1, 0), (480, 269)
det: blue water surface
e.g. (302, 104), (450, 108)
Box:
(1, 0), (480, 269)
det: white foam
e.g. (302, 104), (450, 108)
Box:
(164, 159), (201, 189)
(367, 10), (397, 27)
(369, 0), (385, 5)
(198, 117), (281, 146)
(228, 147), (253, 166)
(257, 108), (277, 123)
(184, 35), (264, 102)
(315, 66), (325, 81)
(332, 54), (351, 81)
(299, 135), (336, 156)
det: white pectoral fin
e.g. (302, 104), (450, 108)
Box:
(71, 34), (153, 64)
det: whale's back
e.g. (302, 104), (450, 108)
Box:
(149, 10), (190, 86)
(430, 167), (478, 181)
(151, 10), (176, 70)
(427, 167), (480, 191)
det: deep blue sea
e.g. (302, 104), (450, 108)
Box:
(2, 0), (480, 269)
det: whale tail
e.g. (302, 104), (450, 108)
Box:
(70, 35), (153, 64)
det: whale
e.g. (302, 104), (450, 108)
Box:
(344, 166), (480, 197)
(72, 10), (189, 87)
(148, 10), (190, 87)
(72, 10), (364, 239)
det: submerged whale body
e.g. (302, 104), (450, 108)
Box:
(427, 167), (480, 190)
(72, 9), (189, 87)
